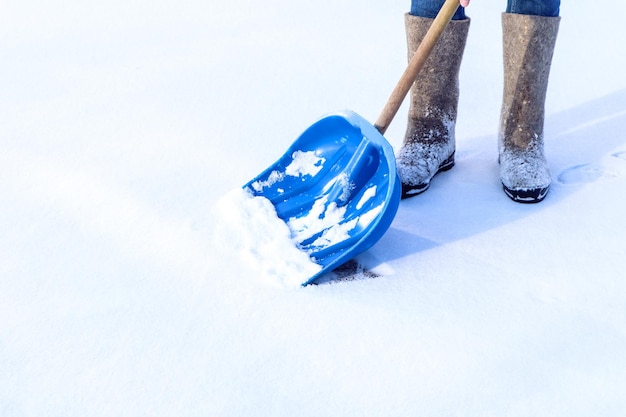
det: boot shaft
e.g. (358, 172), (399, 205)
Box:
(500, 13), (560, 150)
(405, 14), (470, 127)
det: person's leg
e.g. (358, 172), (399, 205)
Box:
(498, 2), (560, 203)
(397, 3), (470, 198)
(506, 0), (560, 17)
(410, 0), (467, 20)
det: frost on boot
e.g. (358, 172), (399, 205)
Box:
(397, 114), (456, 198)
(397, 14), (469, 199)
(499, 138), (551, 203)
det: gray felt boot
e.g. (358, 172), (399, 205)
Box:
(499, 13), (560, 203)
(396, 14), (470, 198)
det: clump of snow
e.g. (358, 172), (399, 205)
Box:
(285, 150), (325, 177)
(250, 170), (285, 192)
(287, 196), (348, 244)
(357, 185), (377, 210)
(213, 188), (322, 287)
(335, 172), (355, 202)
(309, 217), (358, 248)
(288, 191), (384, 250)
(305, 203), (381, 249)
(357, 203), (383, 228)
(251, 150), (325, 192)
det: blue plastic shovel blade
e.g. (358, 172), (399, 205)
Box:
(243, 110), (401, 286)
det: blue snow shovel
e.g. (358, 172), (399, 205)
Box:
(243, 0), (460, 286)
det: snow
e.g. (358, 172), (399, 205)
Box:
(250, 150), (325, 192)
(287, 196), (350, 244)
(357, 184), (378, 209)
(214, 189), (321, 288)
(284, 150), (325, 177)
(3, 0), (626, 416)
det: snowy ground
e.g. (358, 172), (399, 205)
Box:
(3, 0), (626, 416)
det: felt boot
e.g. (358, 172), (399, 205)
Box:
(499, 13), (560, 203)
(396, 14), (470, 198)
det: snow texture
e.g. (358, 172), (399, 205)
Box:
(3, 0), (626, 416)
(396, 114), (456, 186)
(499, 136), (552, 191)
(214, 189), (321, 288)
(251, 150), (325, 192)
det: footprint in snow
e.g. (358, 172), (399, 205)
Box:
(612, 150), (626, 161)
(557, 151), (626, 185)
(557, 163), (618, 184)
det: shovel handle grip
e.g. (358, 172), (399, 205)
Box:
(374, 0), (461, 135)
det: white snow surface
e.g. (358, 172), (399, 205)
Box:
(3, 0), (626, 416)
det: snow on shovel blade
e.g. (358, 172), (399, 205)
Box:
(243, 110), (401, 286)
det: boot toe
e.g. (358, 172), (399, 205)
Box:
(396, 141), (455, 199)
(499, 150), (551, 203)
(502, 183), (550, 203)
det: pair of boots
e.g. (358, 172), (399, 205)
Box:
(397, 12), (560, 203)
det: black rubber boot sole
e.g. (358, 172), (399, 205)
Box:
(502, 184), (549, 203)
(401, 152), (455, 199)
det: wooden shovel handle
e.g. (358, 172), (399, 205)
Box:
(374, 0), (461, 135)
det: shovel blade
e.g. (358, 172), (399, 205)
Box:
(244, 110), (401, 285)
